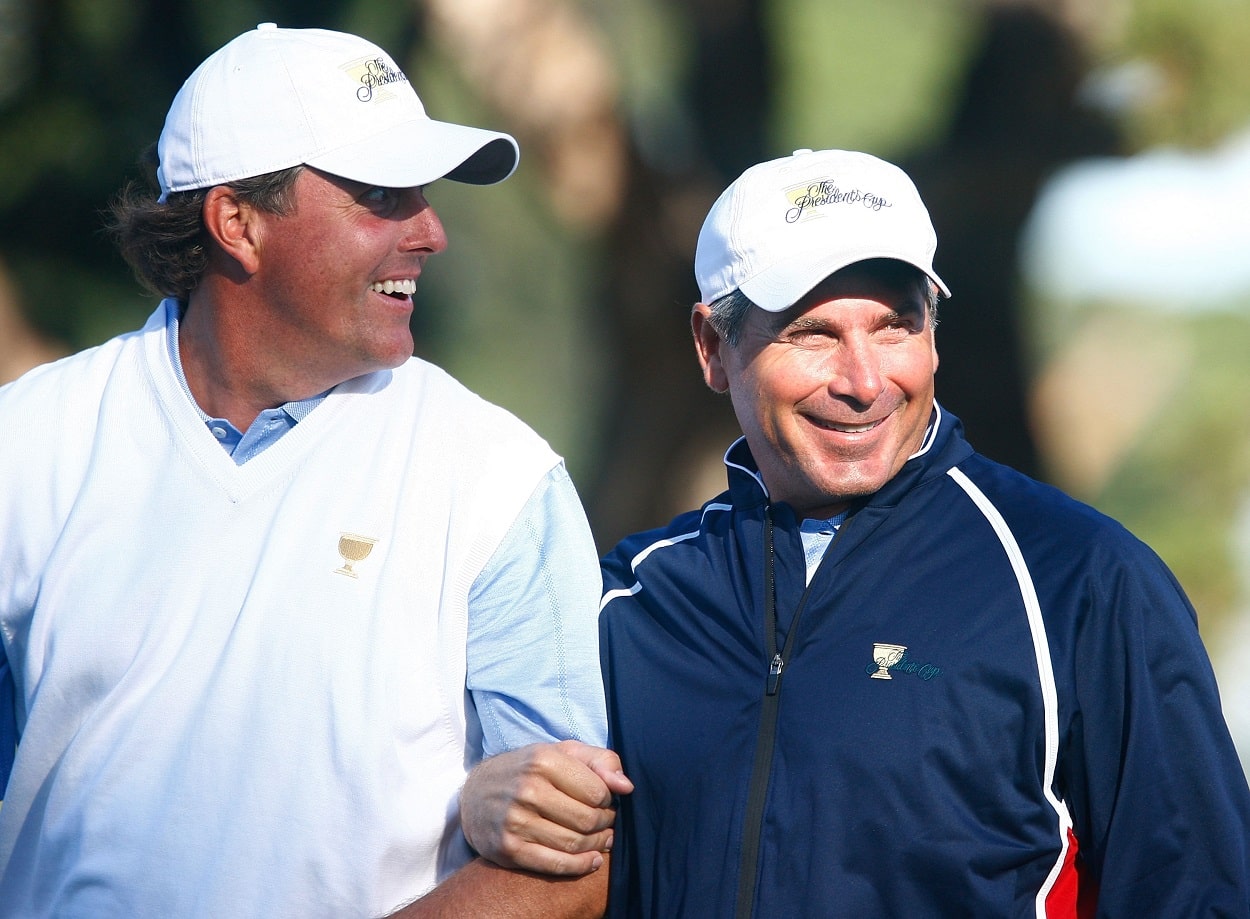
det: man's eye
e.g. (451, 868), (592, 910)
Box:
(885, 312), (923, 332)
(362, 186), (396, 206)
(787, 330), (833, 347)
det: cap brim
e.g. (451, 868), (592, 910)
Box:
(740, 247), (951, 312)
(307, 117), (519, 188)
(443, 136), (519, 185)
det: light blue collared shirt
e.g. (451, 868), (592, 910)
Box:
(800, 513), (847, 584)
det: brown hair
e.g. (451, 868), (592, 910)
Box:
(106, 144), (304, 301)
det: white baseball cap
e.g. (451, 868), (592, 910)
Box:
(695, 148), (950, 311)
(156, 23), (519, 199)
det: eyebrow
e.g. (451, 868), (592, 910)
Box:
(776, 302), (924, 336)
(778, 315), (837, 334)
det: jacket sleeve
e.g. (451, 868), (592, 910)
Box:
(1062, 537), (1250, 917)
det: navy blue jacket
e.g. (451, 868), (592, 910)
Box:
(600, 405), (1250, 918)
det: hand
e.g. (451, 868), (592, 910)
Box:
(460, 740), (634, 876)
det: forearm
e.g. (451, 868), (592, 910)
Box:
(390, 855), (609, 919)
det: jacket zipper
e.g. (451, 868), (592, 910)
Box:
(766, 653), (784, 695)
(734, 506), (781, 919)
(734, 506), (849, 919)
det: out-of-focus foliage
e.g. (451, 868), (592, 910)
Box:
(1037, 305), (1250, 623)
(1116, 0), (1250, 148)
(767, 0), (978, 157)
(0, 0), (365, 351)
(1012, 0), (1250, 649)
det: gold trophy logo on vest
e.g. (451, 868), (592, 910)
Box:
(335, 532), (378, 578)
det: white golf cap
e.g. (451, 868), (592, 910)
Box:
(695, 148), (950, 311)
(156, 23), (519, 199)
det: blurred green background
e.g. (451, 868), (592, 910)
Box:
(2, 0), (1249, 761)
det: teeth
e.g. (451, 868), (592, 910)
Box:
(370, 279), (416, 295)
(826, 421), (877, 433)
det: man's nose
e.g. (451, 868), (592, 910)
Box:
(400, 194), (448, 256)
(828, 338), (883, 405)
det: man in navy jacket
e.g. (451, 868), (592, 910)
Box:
(599, 148), (1250, 917)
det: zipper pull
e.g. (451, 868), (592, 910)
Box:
(766, 653), (784, 695)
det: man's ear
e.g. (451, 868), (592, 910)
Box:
(201, 186), (263, 276)
(691, 303), (730, 393)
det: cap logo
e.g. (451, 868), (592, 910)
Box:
(341, 55), (410, 103)
(785, 177), (894, 224)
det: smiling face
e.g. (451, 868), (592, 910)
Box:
(693, 261), (939, 519)
(245, 167), (448, 389)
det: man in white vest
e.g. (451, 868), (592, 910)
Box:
(0, 23), (627, 918)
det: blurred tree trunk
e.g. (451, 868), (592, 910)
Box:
(904, 2), (1122, 478)
(423, 0), (772, 550)
(584, 0), (773, 550)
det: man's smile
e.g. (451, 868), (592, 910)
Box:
(369, 278), (417, 297)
